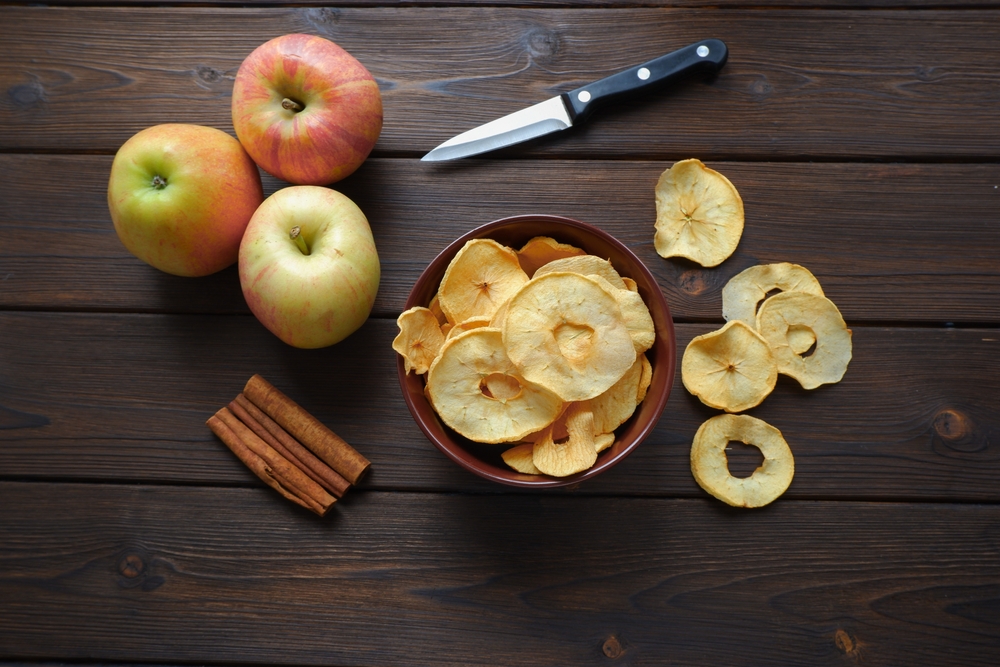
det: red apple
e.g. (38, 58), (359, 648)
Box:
(107, 124), (264, 277)
(231, 34), (383, 186)
(239, 186), (380, 348)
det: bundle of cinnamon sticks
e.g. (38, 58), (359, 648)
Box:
(207, 374), (369, 516)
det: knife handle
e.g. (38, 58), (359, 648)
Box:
(562, 39), (728, 122)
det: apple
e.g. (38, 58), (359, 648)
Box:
(107, 124), (264, 277)
(231, 34), (383, 186)
(239, 186), (380, 348)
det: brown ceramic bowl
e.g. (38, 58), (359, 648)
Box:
(397, 214), (676, 488)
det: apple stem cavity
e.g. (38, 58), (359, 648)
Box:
(281, 97), (305, 113)
(290, 225), (310, 255)
(151, 175), (167, 190)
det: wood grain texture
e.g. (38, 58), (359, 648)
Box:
(2, 156), (998, 324)
(1, 312), (997, 501)
(3, 7), (1000, 159)
(19, 0), (1000, 7)
(1, 482), (999, 666)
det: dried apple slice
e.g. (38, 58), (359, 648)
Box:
(690, 414), (794, 508)
(503, 272), (636, 402)
(654, 158), (744, 267)
(682, 320), (777, 413)
(585, 354), (646, 435)
(533, 254), (627, 290)
(517, 236), (586, 277)
(722, 263), (825, 326)
(532, 405), (598, 477)
(392, 306), (446, 375)
(502, 443), (541, 474)
(756, 291), (852, 390)
(438, 239), (528, 324)
(426, 328), (563, 443)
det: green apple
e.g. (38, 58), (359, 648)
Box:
(107, 124), (264, 277)
(239, 186), (380, 348)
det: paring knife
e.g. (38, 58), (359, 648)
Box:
(421, 38), (728, 162)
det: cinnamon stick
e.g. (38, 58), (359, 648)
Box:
(213, 407), (336, 515)
(230, 394), (350, 499)
(243, 374), (370, 485)
(207, 414), (324, 516)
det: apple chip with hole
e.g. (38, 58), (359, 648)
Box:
(437, 239), (528, 324)
(690, 414), (794, 508)
(393, 306), (446, 375)
(722, 263), (825, 326)
(532, 404), (599, 477)
(503, 272), (636, 402)
(517, 236), (586, 277)
(654, 158), (744, 267)
(426, 328), (563, 443)
(682, 320), (777, 413)
(756, 291), (852, 390)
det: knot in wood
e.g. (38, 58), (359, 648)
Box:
(524, 28), (559, 60)
(119, 552), (145, 578)
(834, 628), (857, 655)
(195, 65), (223, 84)
(602, 635), (624, 659)
(678, 269), (708, 296)
(8, 81), (46, 109)
(933, 409), (969, 441)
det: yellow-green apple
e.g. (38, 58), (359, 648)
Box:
(231, 34), (383, 186)
(107, 124), (264, 277)
(239, 186), (380, 348)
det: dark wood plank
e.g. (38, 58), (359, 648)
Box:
(3, 8), (1000, 159)
(2, 156), (998, 324)
(1, 482), (999, 666)
(1, 312), (997, 501)
(18, 0), (1000, 7)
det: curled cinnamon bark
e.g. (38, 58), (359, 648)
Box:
(243, 374), (370, 484)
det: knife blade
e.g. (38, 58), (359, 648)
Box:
(422, 38), (728, 162)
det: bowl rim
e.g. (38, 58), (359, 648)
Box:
(396, 214), (676, 488)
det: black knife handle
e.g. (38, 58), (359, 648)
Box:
(562, 39), (728, 122)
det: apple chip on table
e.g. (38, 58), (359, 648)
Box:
(679, 260), (853, 507)
(395, 235), (656, 478)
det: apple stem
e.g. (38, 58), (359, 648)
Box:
(151, 175), (167, 190)
(290, 226), (310, 255)
(281, 97), (304, 112)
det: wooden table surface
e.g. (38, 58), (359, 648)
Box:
(2, 1), (999, 666)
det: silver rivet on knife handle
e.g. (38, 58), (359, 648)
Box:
(577, 91), (591, 103)
(637, 67), (651, 80)
(697, 45), (710, 57)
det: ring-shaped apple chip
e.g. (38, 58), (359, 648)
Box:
(682, 320), (777, 413)
(503, 272), (636, 402)
(532, 405), (598, 477)
(756, 291), (852, 390)
(393, 306), (446, 375)
(517, 236), (586, 278)
(722, 263), (825, 326)
(426, 328), (563, 443)
(438, 239), (528, 325)
(691, 414), (794, 508)
(654, 159), (744, 267)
